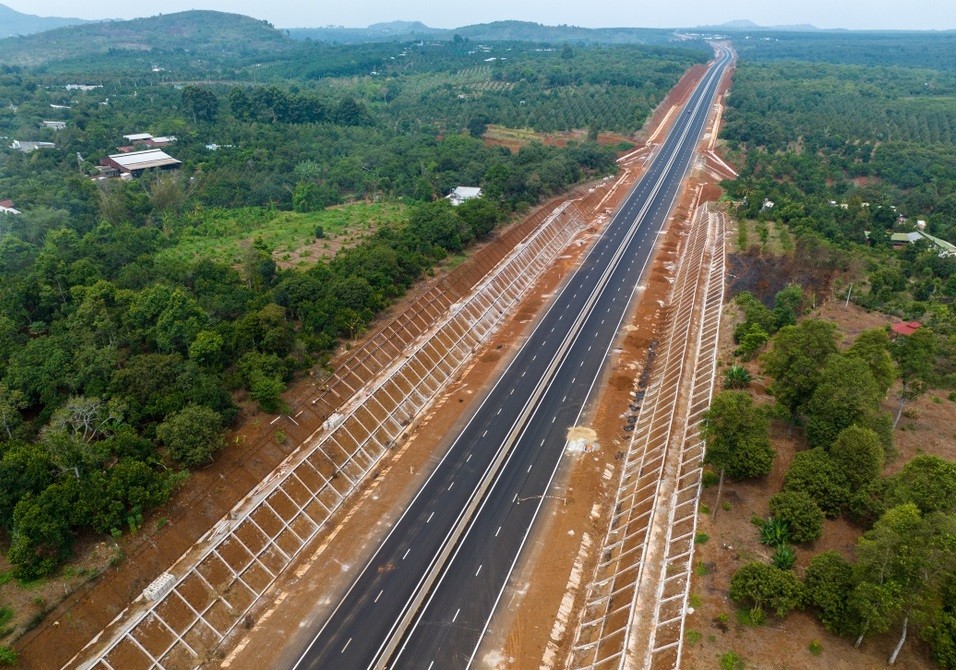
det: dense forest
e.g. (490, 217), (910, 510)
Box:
(0, 12), (706, 590)
(708, 32), (956, 668)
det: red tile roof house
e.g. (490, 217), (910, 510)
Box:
(891, 321), (922, 336)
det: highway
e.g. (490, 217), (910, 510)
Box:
(292, 46), (730, 670)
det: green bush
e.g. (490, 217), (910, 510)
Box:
(769, 490), (824, 544)
(720, 650), (745, 670)
(772, 544), (797, 570)
(759, 517), (791, 548)
(730, 561), (804, 619)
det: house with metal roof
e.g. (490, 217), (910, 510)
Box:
(890, 230), (956, 257)
(102, 149), (181, 177)
(10, 140), (55, 152)
(446, 186), (482, 206)
(123, 132), (153, 142)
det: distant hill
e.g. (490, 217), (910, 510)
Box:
(289, 20), (682, 45)
(693, 19), (821, 32)
(366, 20), (438, 34)
(0, 2), (91, 38)
(0, 10), (291, 66)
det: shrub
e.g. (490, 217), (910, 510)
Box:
(730, 562), (804, 619)
(759, 517), (791, 548)
(804, 551), (857, 636)
(720, 650), (745, 670)
(724, 365), (752, 389)
(772, 544), (797, 570)
(769, 490), (824, 544)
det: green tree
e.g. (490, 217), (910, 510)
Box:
(804, 551), (857, 636)
(189, 330), (225, 368)
(783, 448), (849, 517)
(181, 86), (219, 124)
(730, 561), (804, 619)
(249, 373), (286, 414)
(8, 481), (79, 579)
(0, 443), (55, 527)
(804, 355), (882, 449)
(854, 504), (956, 663)
(762, 319), (838, 418)
(702, 391), (774, 515)
(0, 384), (26, 439)
(467, 114), (490, 138)
(921, 577), (956, 669)
(890, 327), (937, 427)
(847, 328), (897, 395)
(887, 455), (956, 515)
(829, 425), (884, 490)
(769, 490), (825, 544)
(772, 283), (804, 329)
(736, 323), (769, 360)
(155, 404), (224, 467)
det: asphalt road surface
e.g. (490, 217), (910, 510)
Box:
(292, 46), (731, 670)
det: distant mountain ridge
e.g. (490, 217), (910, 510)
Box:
(0, 10), (291, 66)
(0, 2), (92, 37)
(696, 19), (821, 32)
(288, 20), (678, 45)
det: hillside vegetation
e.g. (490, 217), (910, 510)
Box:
(0, 10), (290, 67)
(0, 14), (704, 612)
(695, 32), (956, 670)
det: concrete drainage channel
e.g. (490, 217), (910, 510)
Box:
(68, 200), (589, 670)
(567, 203), (725, 670)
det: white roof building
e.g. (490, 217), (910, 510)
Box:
(105, 148), (181, 175)
(446, 186), (482, 206)
(10, 140), (55, 152)
(123, 133), (153, 142)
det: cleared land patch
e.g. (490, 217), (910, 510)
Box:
(158, 202), (406, 269)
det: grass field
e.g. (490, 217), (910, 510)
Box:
(735, 219), (794, 255)
(159, 202), (407, 268)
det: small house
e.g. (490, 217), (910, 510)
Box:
(890, 231), (923, 249)
(10, 140), (55, 152)
(0, 199), (20, 215)
(446, 186), (482, 206)
(102, 149), (181, 177)
(891, 321), (922, 337)
(891, 230), (956, 257)
(42, 121), (66, 131)
(123, 133), (153, 143)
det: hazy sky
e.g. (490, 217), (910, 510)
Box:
(8, 0), (955, 31)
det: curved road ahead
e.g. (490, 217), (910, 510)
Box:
(293, 46), (731, 670)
